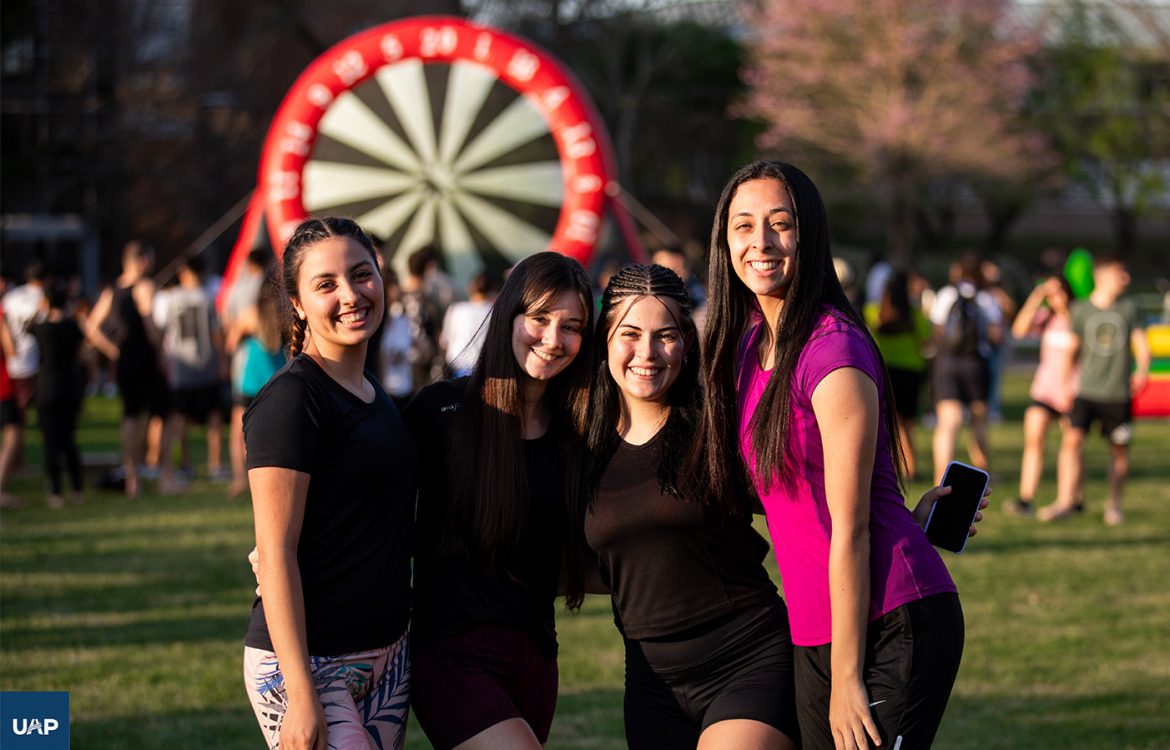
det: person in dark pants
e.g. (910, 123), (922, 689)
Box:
(31, 281), (87, 508)
(692, 160), (982, 750)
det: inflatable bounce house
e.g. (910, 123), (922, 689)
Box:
(1134, 324), (1170, 418)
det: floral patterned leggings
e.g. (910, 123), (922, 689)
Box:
(244, 632), (410, 750)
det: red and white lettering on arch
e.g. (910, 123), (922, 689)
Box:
(257, 15), (628, 280)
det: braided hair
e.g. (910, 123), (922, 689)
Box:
(586, 263), (704, 504)
(279, 217), (379, 357)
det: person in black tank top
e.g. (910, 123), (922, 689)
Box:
(404, 252), (595, 750)
(572, 264), (799, 749)
(84, 241), (167, 496)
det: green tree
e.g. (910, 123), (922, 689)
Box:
(1036, 0), (1170, 253)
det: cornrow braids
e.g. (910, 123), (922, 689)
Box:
(278, 216), (380, 358)
(585, 263), (712, 507)
(600, 263), (694, 315)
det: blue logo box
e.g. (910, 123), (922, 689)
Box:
(1, 692), (69, 749)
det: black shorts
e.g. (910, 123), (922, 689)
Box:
(117, 367), (169, 418)
(1069, 398), (1133, 445)
(794, 592), (964, 750)
(0, 397), (21, 427)
(1028, 399), (1065, 419)
(887, 367), (924, 420)
(932, 355), (989, 405)
(411, 624), (558, 749)
(623, 599), (799, 748)
(171, 384), (221, 424)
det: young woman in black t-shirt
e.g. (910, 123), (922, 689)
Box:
(403, 252), (594, 750)
(573, 264), (799, 748)
(243, 218), (420, 750)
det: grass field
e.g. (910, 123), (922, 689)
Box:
(2, 371), (1168, 748)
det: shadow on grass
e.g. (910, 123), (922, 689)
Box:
(941, 690), (1170, 749)
(962, 533), (1170, 555)
(1, 611), (249, 650)
(73, 687), (628, 750)
(74, 706), (257, 750)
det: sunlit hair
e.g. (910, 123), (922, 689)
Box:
(279, 217), (380, 357)
(441, 252), (595, 603)
(686, 160), (906, 498)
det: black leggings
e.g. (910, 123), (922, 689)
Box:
(38, 399), (82, 495)
(794, 592), (964, 749)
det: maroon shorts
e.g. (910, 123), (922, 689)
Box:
(411, 624), (558, 749)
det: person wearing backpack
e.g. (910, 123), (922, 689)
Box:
(929, 255), (1003, 483)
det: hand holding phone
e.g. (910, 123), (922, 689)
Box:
(925, 461), (990, 553)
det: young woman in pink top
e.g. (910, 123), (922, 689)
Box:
(689, 161), (980, 750)
(1007, 275), (1078, 516)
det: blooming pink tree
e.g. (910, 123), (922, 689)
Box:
(740, 0), (1050, 258)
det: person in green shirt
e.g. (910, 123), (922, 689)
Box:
(864, 271), (933, 479)
(1038, 253), (1151, 526)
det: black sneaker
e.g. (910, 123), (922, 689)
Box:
(1004, 498), (1034, 517)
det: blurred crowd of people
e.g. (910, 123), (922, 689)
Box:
(0, 241), (500, 509)
(0, 238), (1155, 525)
(847, 247), (1150, 527)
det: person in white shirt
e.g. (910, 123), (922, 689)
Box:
(440, 270), (500, 378)
(928, 255), (1004, 483)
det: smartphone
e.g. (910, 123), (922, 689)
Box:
(925, 461), (989, 553)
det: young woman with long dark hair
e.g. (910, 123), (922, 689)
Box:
(691, 161), (972, 750)
(403, 251), (594, 750)
(243, 217), (418, 750)
(577, 263), (799, 749)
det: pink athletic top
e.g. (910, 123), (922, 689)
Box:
(737, 311), (956, 646)
(1027, 310), (1078, 414)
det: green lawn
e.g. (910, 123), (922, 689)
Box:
(2, 372), (1168, 748)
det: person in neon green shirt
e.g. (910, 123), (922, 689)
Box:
(864, 271), (933, 479)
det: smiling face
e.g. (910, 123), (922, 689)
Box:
(607, 295), (687, 407)
(727, 177), (799, 306)
(292, 236), (383, 358)
(511, 289), (585, 383)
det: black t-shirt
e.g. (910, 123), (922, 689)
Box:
(242, 354), (420, 656)
(584, 429), (777, 641)
(31, 319), (85, 405)
(403, 378), (567, 659)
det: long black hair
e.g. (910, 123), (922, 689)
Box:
(687, 160), (906, 496)
(440, 252), (595, 588)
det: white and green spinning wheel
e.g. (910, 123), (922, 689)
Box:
(246, 16), (636, 283)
